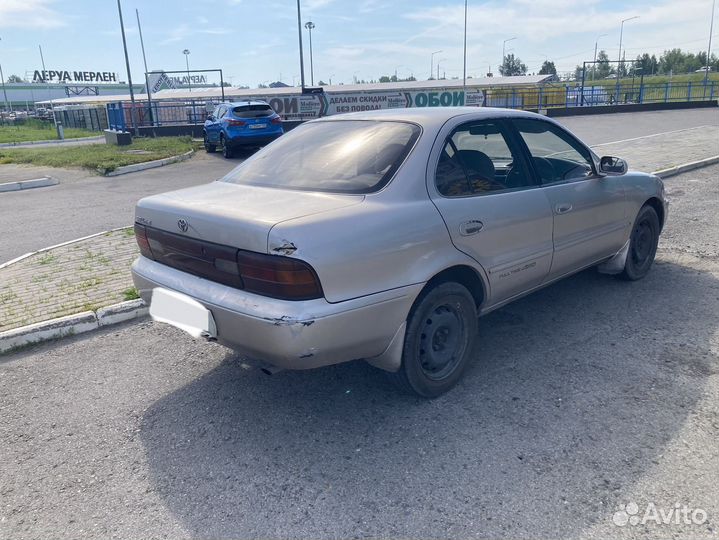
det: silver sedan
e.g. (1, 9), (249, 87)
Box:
(132, 107), (668, 397)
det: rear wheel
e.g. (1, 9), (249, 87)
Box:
(221, 135), (233, 159)
(618, 204), (660, 281)
(387, 282), (477, 398)
(203, 132), (216, 153)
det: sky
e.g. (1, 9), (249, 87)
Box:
(0, 0), (716, 87)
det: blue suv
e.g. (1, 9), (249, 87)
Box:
(203, 100), (284, 158)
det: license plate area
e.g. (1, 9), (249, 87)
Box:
(149, 287), (217, 339)
(250, 123), (267, 129)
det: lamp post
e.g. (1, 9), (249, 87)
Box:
(592, 33), (607, 81)
(304, 21), (315, 86)
(296, 0), (306, 90)
(705, 0), (716, 97)
(501, 37), (517, 75)
(0, 38), (10, 113)
(462, 0), (468, 90)
(116, 0), (138, 135)
(182, 49), (191, 93)
(616, 16), (639, 97)
(430, 50), (442, 79)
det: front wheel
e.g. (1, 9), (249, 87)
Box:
(618, 204), (660, 281)
(203, 133), (216, 153)
(387, 282), (478, 398)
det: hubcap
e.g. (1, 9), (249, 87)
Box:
(419, 304), (463, 380)
(631, 219), (653, 266)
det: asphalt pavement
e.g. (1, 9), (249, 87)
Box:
(0, 107), (717, 264)
(1, 164), (718, 539)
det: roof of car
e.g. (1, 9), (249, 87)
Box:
(312, 107), (546, 128)
(223, 100), (270, 107)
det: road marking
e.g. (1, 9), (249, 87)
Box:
(591, 125), (715, 147)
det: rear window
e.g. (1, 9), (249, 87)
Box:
(232, 104), (274, 118)
(221, 120), (421, 194)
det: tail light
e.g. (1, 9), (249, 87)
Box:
(227, 119), (246, 127)
(270, 116), (283, 125)
(134, 223), (153, 259)
(133, 223), (322, 301)
(237, 251), (322, 300)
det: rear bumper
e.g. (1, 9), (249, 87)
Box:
(131, 256), (420, 370)
(226, 130), (282, 147)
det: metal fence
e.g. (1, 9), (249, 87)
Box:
(104, 80), (718, 131)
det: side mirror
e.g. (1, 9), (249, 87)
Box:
(599, 156), (627, 176)
(207, 114), (215, 121)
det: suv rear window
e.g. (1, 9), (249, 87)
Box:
(221, 120), (421, 194)
(232, 104), (274, 118)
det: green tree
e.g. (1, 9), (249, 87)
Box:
(538, 60), (557, 75)
(6, 74), (24, 83)
(499, 54), (527, 76)
(634, 53), (658, 75)
(595, 50), (613, 78)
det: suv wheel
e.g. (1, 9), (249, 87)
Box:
(619, 204), (660, 281)
(221, 135), (233, 159)
(203, 133), (216, 153)
(388, 282), (478, 398)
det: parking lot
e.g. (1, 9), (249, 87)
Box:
(1, 108), (718, 538)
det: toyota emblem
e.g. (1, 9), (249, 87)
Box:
(177, 219), (189, 232)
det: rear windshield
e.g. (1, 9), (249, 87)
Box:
(232, 104), (274, 118)
(221, 120), (421, 194)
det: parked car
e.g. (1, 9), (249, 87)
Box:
(203, 100), (283, 158)
(132, 108), (668, 397)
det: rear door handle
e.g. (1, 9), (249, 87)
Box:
(555, 203), (573, 214)
(459, 220), (484, 236)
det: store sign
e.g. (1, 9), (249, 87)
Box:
(32, 70), (118, 83)
(245, 88), (485, 120)
(169, 74), (208, 86)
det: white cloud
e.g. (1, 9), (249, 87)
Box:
(0, 0), (66, 29)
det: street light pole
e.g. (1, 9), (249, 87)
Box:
(592, 33), (607, 81)
(705, 0), (716, 96)
(183, 49), (191, 93)
(462, 0), (468, 90)
(304, 21), (315, 86)
(430, 50), (442, 80)
(0, 38), (10, 113)
(116, 0), (138, 135)
(616, 16), (639, 98)
(296, 0), (306, 90)
(136, 9), (153, 128)
(502, 37), (516, 75)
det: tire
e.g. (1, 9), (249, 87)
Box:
(203, 133), (216, 153)
(387, 282), (478, 398)
(618, 204), (660, 281)
(221, 135), (233, 159)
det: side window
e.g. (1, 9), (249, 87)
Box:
(217, 106), (228, 119)
(435, 121), (533, 197)
(513, 119), (594, 184)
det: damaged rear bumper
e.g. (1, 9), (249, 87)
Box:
(131, 256), (420, 370)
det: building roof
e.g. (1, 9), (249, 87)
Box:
(38, 75), (554, 106)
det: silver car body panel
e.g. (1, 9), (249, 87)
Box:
(132, 107), (668, 371)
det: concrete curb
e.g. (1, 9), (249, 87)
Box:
(104, 149), (194, 177)
(653, 155), (719, 179)
(0, 136), (104, 148)
(0, 226), (130, 270)
(0, 176), (58, 193)
(0, 299), (148, 354)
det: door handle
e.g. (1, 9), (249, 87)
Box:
(459, 220), (484, 236)
(555, 203), (573, 214)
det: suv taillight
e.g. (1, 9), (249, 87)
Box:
(237, 250), (322, 300)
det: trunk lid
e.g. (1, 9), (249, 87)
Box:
(135, 181), (363, 254)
